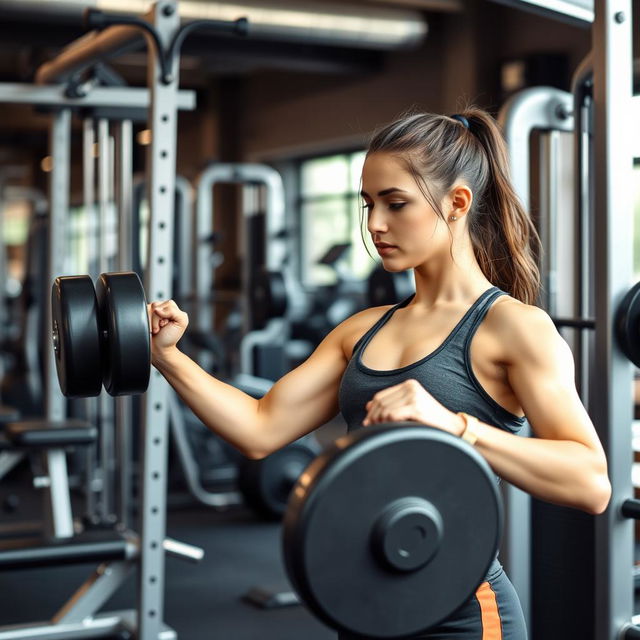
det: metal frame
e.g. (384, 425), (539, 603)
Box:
(591, 0), (635, 637)
(135, 4), (180, 638)
(42, 108), (75, 539)
(132, 174), (194, 299)
(0, 83), (194, 110)
(571, 53), (594, 404)
(193, 162), (290, 369)
(499, 0), (636, 634)
(497, 86), (574, 631)
(0, 2), (202, 639)
(114, 118), (135, 529)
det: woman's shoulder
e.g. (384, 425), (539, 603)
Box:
(485, 294), (563, 364)
(333, 304), (395, 357)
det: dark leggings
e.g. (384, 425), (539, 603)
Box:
(338, 565), (527, 640)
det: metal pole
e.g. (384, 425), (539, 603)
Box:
(174, 175), (194, 300)
(539, 131), (561, 315)
(44, 108), (74, 538)
(138, 2), (179, 638)
(591, 0), (634, 637)
(571, 54), (594, 403)
(0, 83), (195, 110)
(114, 119), (134, 528)
(82, 116), (100, 524)
(497, 87), (573, 632)
(97, 117), (116, 525)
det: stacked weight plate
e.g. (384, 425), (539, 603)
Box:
(51, 271), (150, 397)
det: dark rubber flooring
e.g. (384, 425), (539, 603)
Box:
(0, 496), (335, 639)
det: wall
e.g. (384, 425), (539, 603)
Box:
(237, 0), (591, 162)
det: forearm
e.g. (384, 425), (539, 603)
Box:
(470, 419), (610, 514)
(153, 347), (268, 458)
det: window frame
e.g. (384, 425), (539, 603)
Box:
(295, 148), (367, 288)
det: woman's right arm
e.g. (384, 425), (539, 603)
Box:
(150, 300), (382, 459)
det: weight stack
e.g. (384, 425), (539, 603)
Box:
(531, 498), (595, 640)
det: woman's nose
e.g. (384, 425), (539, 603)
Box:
(367, 209), (388, 234)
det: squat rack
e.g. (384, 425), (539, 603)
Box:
(0, 2), (245, 639)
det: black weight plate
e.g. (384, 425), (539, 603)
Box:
(616, 282), (640, 367)
(95, 272), (150, 396)
(367, 266), (415, 307)
(283, 424), (502, 639)
(238, 440), (319, 520)
(51, 276), (102, 397)
(251, 268), (288, 329)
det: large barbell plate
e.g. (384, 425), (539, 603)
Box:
(616, 281), (640, 367)
(51, 276), (102, 398)
(95, 272), (150, 396)
(238, 439), (320, 520)
(283, 424), (502, 639)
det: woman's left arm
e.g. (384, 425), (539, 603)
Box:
(471, 303), (611, 515)
(363, 303), (612, 515)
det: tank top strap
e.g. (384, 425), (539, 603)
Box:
(351, 294), (414, 355)
(456, 287), (507, 351)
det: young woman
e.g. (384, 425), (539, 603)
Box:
(149, 109), (611, 639)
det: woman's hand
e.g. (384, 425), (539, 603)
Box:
(147, 300), (189, 361)
(363, 379), (465, 435)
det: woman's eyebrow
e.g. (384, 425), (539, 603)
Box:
(360, 187), (409, 197)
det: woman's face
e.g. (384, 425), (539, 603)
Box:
(361, 151), (451, 272)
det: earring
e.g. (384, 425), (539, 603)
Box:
(449, 215), (457, 222)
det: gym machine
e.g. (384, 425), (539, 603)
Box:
(163, 162), (318, 518)
(497, 0), (639, 631)
(193, 161), (308, 382)
(0, 2), (248, 638)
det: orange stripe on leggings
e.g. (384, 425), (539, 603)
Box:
(475, 581), (502, 640)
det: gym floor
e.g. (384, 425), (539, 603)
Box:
(0, 419), (346, 639)
(0, 471), (334, 639)
(3, 414), (640, 639)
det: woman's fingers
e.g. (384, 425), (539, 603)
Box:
(363, 380), (425, 426)
(147, 300), (189, 343)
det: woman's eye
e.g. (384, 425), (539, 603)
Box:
(361, 202), (373, 211)
(389, 202), (406, 211)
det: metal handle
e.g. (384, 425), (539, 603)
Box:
(621, 499), (640, 520)
(163, 537), (204, 563)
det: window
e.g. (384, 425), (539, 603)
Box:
(298, 151), (372, 286)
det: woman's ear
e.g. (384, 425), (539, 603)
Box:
(449, 184), (473, 219)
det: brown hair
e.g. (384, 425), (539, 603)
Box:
(366, 108), (541, 305)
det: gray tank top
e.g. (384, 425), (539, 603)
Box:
(339, 286), (527, 435)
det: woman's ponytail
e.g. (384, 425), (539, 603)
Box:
(464, 109), (541, 305)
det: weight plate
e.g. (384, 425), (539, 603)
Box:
(238, 440), (319, 520)
(251, 268), (288, 329)
(95, 272), (150, 396)
(616, 282), (640, 367)
(283, 424), (502, 639)
(51, 276), (102, 397)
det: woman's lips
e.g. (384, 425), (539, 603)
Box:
(375, 243), (397, 256)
